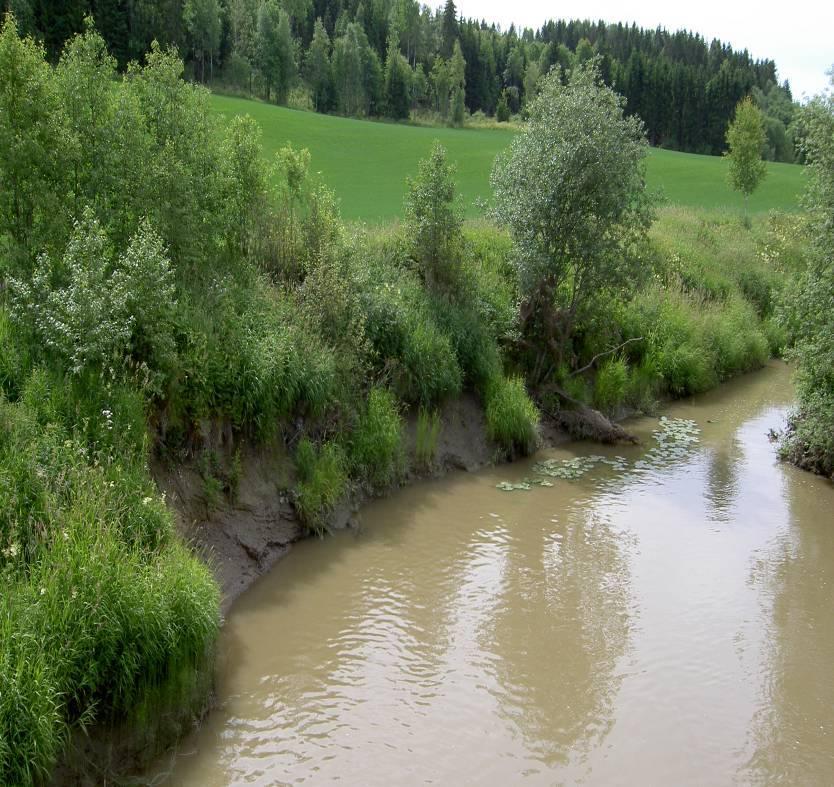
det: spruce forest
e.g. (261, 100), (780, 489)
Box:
(6, 0), (799, 160)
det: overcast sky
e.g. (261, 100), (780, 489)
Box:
(453, 0), (833, 101)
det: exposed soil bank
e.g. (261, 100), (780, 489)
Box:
(157, 394), (571, 615)
(51, 393), (577, 784)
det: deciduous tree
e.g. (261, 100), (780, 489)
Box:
(490, 60), (653, 380)
(725, 96), (767, 219)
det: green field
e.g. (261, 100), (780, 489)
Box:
(209, 94), (805, 222)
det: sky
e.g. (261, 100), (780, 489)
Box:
(454, 0), (834, 101)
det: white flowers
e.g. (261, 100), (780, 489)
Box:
(2, 542), (20, 559)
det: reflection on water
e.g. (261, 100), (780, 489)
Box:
(149, 361), (834, 786)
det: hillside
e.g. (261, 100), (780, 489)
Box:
(209, 94), (804, 221)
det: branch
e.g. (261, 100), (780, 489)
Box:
(569, 336), (644, 378)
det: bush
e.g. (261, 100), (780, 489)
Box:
(403, 141), (464, 290)
(349, 388), (404, 488)
(294, 438), (348, 532)
(10, 211), (177, 393)
(485, 375), (539, 454)
(396, 317), (463, 405)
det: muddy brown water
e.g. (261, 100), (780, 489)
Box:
(148, 361), (834, 786)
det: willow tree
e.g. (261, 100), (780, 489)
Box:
(490, 60), (653, 383)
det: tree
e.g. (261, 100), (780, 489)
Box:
(430, 56), (450, 118)
(403, 140), (463, 290)
(439, 0), (457, 58)
(383, 36), (410, 119)
(449, 39), (465, 125)
(496, 90), (509, 122)
(305, 18), (332, 111)
(256, 0), (296, 103)
(0, 14), (65, 253)
(490, 61), (653, 380)
(183, 0), (221, 82)
(725, 96), (767, 219)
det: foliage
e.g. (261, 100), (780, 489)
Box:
(10, 211), (177, 391)
(778, 75), (834, 477)
(256, 0), (296, 104)
(0, 15), (65, 251)
(496, 91), (510, 122)
(383, 37), (411, 120)
(725, 96), (767, 217)
(403, 141), (463, 290)
(491, 60), (653, 378)
(349, 387), (404, 487)
(484, 375), (539, 455)
(593, 357), (629, 413)
(305, 18), (332, 111)
(294, 438), (349, 531)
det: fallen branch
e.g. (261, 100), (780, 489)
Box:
(537, 382), (639, 445)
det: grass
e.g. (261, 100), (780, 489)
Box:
(209, 94), (805, 221)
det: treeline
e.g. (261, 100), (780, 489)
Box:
(4, 0), (799, 160)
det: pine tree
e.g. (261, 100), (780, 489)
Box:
(440, 0), (457, 58)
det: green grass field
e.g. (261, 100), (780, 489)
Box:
(209, 94), (805, 222)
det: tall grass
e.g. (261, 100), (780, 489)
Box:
(485, 376), (539, 455)
(415, 408), (441, 469)
(294, 438), (349, 533)
(0, 392), (219, 786)
(349, 388), (404, 488)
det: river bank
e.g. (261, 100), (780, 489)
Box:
(157, 394), (572, 616)
(146, 360), (834, 785)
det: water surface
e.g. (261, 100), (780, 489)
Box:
(151, 361), (834, 785)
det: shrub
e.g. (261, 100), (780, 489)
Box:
(10, 211), (177, 392)
(294, 438), (348, 532)
(403, 141), (464, 291)
(349, 388), (404, 488)
(485, 375), (539, 454)
(432, 296), (502, 392)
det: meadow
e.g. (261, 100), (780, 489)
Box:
(209, 94), (806, 221)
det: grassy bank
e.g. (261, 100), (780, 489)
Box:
(0, 17), (807, 783)
(208, 94), (805, 221)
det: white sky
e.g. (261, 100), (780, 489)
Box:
(454, 0), (834, 101)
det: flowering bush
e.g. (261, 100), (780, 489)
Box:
(11, 209), (176, 393)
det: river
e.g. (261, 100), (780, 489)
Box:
(148, 361), (834, 786)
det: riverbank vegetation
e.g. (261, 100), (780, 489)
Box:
(778, 75), (834, 479)
(0, 14), (810, 783)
